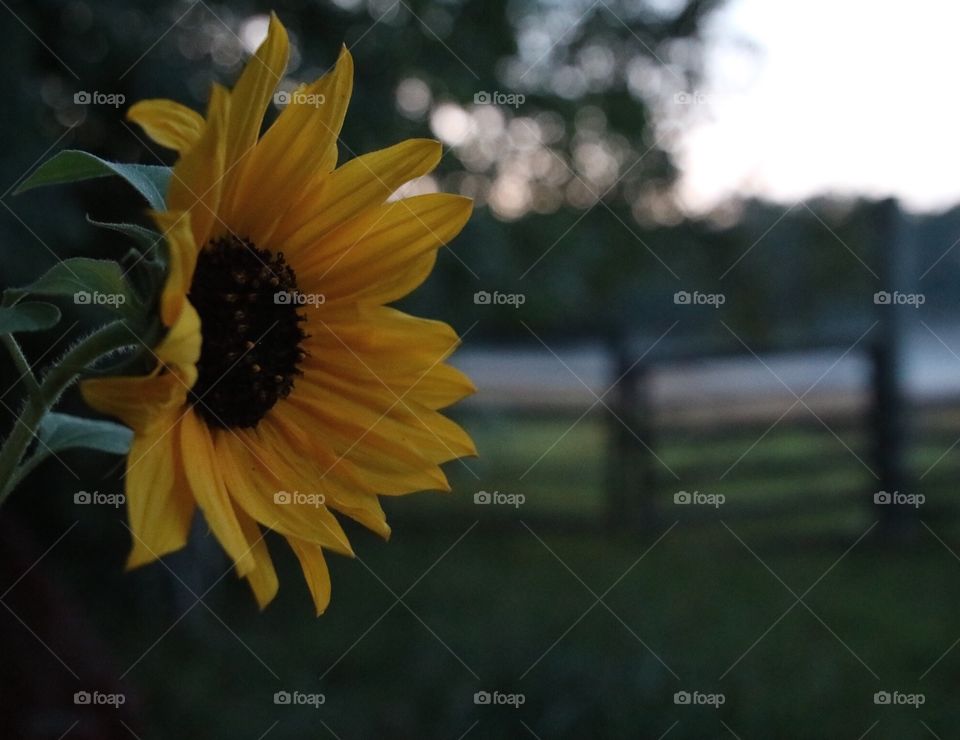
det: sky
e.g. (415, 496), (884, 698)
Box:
(676, 0), (960, 214)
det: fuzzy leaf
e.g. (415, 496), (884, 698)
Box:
(15, 150), (170, 210)
(38, 412), (132, 456)
(86, 216), (164, 254)
(6, 258), (140, 319)
(0, 302), (61, 334)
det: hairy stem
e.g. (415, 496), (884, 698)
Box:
(0, 321), (133, 503)
(1, 334), (40, 395)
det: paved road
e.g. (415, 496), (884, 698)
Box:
(452, 326), (960, 422)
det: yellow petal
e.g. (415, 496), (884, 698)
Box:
(123, 410), (195, 568)
(337, 444), (452, 496)
(150, 211), (199, 327)
(235, 509), (279, 610)
(80, 372), (188, 434)
(180, 409), (256, 576)
(215, 427), (354, 557)
(301, 305), (461, 380)
(272, 138), (441, 248)
(254, 418), (358, 554)
(293, 194), (473, 305)
(264, 406), (390, 538)
(227, 46), (354, 241)
(290, 380), (440, 467)
(304, 371), (475, 459)
(268, 398), (379, 495)
(326, 489), (390, 540)
(127, 99), (204, 153)
(288, 538), (331, 616)
(155, 300), (202, 387)
(307, 431), (452, 496)
(167, 83), (229, 248)
(297, 308), (474, 410)
(219, 12), (289, 215)
(287, 380), (465, 495)
(398, 363), (476, 410)
(79, 301), (199, 432)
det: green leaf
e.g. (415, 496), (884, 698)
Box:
(0, 302), (61, 334)
(15, 150), (170, 210)
(37, 412), (132, 456)
(83, 218), (167, 311)
(86, 216), (164, 253)
(6, 257), (141, 319)
(121, 252), (166, 315)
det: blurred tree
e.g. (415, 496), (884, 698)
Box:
(5, 1), (960, 350)
(0, 0), (727, 343)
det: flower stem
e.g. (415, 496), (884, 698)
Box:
(1, 334), (40, 395)
(0, 321), (134, 503)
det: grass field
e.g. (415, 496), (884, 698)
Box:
(70, 524), (960, 739)
(8, 410), (960, 738)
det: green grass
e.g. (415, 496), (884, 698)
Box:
(72, 525), (960, 739)
(438, 411), (960, 519)
(25, 410), (960, 738)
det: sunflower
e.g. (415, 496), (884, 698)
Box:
(80, 14), (476, 614)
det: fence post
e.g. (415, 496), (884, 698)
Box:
(871, 198), (915, 537)
(606, 337), (657, 531)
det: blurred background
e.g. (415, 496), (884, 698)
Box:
(2, 0), (960, 737)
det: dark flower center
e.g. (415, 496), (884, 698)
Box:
(186, 235), (307, 428)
